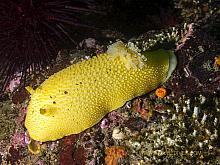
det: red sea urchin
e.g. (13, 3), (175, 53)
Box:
(0, 0), (96, 92)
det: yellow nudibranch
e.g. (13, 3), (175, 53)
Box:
(25, 41), (177, 142)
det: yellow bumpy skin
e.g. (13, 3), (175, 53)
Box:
(25, 41), (177, 142)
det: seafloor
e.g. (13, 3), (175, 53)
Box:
(0, 0), (219, 165)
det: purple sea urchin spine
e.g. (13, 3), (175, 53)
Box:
(0, 0), (98, 92)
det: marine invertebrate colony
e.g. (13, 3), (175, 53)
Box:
(155, 87), (167, 98)
(25, 41), (177, 142)
(126, 95), (220, 164)
(105, 146), (126, 165)
(0, 0), (94, 91)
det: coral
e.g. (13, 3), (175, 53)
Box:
(99, 88), (219, 164)
(126, 95), (220, 164)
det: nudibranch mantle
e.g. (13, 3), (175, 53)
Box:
(25, 41), (177, 142)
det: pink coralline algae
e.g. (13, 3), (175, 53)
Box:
(12, 129), (30, 148)
(35, 160), (46, 165)
(12, 107), (29, 148)
(108, 111), (123, 121)
(6, 73), (21, 92)
(100, 118), (109, 129)
(15, 107), (27, 126)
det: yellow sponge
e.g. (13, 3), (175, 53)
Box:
(25, 41), (176, 142)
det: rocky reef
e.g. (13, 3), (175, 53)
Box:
(0, 0), (219, 164)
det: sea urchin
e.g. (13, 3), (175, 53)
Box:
(0, 0), (96, 92)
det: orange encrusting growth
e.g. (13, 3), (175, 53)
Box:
(105, 146), (126, 165)
(155, 87), (167, 98)
(214, 55), (220, 66)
